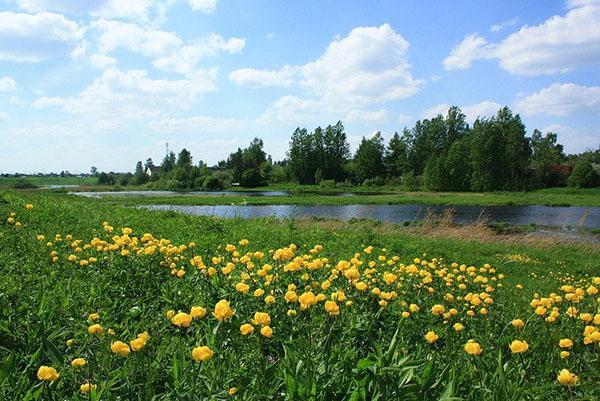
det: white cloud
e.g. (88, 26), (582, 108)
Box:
(91, 0), (155, 20)
(32, 96), (66, 109)
(187, 0), (217, 13)
(397, 113), (412, 124)
(422, 101), (501, 121)
(541, 123), (599, 153)
(490, 18), (518, 32)
(148, 115), (247, 133)
(442, 33), (494, 70)
(444, 1), (600, 75)
(37, 68), (217, 122)
(229, 66), (297, 87)
(0, 76), (17, 92)
(89, 53), (117, 68)
(255, 24), (423, 123)
(345, 109), (388, 124)
(516, 83), (600, 116)
(92, 20), (245, 74)
(0, 11), (83, 62)
(0, 112), (9, 122)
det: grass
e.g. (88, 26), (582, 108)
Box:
(1, 191), (599, 400)
(0, 176), (97, 189)
(89, 187), (600, 207)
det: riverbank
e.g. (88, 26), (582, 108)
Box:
(87, 187), (600, 207)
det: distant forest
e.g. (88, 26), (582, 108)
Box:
(97, 106), (600, 190)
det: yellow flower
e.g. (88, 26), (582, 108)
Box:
(453, 323), (464, 332)
(190, 306), (207, 319)
(253, 312), (271, 326)
(235, 282), (250, 293)
(80, 383), (97, 394)
(130, 337), (146, 352)
(111, 341), (131, 357)
(191, 346), (213, 362)
(37, 366), (59, 381)
(25, 204), (34, 210)
(264, 295), (275, 304)
(87, 323), (103, 335)
(464, 340), (482, 355)
(71, 358), (86, 367)
(509, 340), (529, 354)
(213, 300), (234, 321)
(324, 300), (340, 316)
(166, 309), (175, 319)
(298, 291), (317, 310)
(431, 304), (445, 316)
(424, 331), (439, 344)
(240, 323), (254, 335)
(260, 325), (273, 338)
(88, 313), (100, 322)
(228, 387), (238, 396)
(510, 319), (525, 328)
(558, 338), (573, 349)
(556, 369), (578, 386)
(171, 312), (192, 328)
(560, 351), (570, 359)
(66, 339), (75, 347)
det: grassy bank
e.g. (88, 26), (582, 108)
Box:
(1, 191), (599, 400)
(92, 187), (600, 207)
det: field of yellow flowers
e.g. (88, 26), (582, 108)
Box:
(0, 192), (599, 400)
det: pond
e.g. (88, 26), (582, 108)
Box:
(140, 204), (600, 229)
(72, 190), (387, 198)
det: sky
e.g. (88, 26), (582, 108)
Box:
(0, 0), (599, 174)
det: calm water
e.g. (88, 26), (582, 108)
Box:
(73, 190), (385, 198)
(140, 204), (600, 229)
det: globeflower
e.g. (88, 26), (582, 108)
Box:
(253, 312), (271, 326)
(424, 331), (439, 344)
(464, 340), (482, 355)
(37, 366), (59, 381)
(88, 323), (103, 335)
(556, 369), (578, 386)
(510, 319), (525, 328)
(71, 358), (86, 367)
(171, 312), (192, 328)
(80, 383), (97, 393)
(240, 323), (254, 335)
(213, 300), (234, 321)
(260, 325), (273, 338)
(558, 338), (573, 349)
(324, 300), (340, 316)
(111, 341), (131, 357)
(191, 346), (213, 362)
(190, 306), (207, 319)
(509, 340), (529, 354)
(298, 291), (317, 310)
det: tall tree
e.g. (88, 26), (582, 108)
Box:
(322, 121), (350, 181)
(354, 132), (386, 182)
(384, 131), (410, 177)
(530, 130), (564, 186)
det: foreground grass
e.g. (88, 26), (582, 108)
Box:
(1, 191), (599, 400)
(93, 188), (600, 207)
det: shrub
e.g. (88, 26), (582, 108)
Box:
(568, 160), (600, 188)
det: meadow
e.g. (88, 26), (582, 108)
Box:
(0, 191), (599, 400)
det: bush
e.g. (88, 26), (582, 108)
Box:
(240, 168), (266, 188)
(203, 175), (224, 191)
(362, 177), (384, 187)
(401, 171), (422, 191)
(11, 179), (37, 189)
(568, 160), (600, 188)
(319, 179), (336, 189)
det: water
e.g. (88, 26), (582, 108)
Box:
(140, 204), (600, 229)
(72, 190), (385, 198)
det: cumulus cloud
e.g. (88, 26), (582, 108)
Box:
(32, 96), (66, 109)
(422, 101), (501, 121)
(490, 18), (518, 32)
(89, 53), (117, 68)
(0, 76), (17, 92)
(444, 1), (600, 75)
(251, 24), (423, 123)
(92, 19), (245, 75)
(228, 66), (297, 87)
(37, 68), (217, 120)
(0, 11), (83, 62)
(516, 83), (600, 116)
(345, 109), (388, 124)
(541, 123), (599, 153)
(187, 0), (217, 13)
(148, 115), (247, 133)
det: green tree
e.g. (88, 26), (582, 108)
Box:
(354, 132), (386, 182)
(384, 131), (410, 178)
(133, 161), (149, 185)
(530, 130), (564, 186)
(322, 121), (350, 182)
(568, 159), (600, 188)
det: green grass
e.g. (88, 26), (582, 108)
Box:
(92, 187), (600, 207)
(0, 191), (599, 400)
(0, 176), (97, 188)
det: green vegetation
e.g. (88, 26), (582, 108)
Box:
(0, 176), (97, 189)
(95, 187), (600, 207)
(101, 106), (599, 193)
(1, 191), (599, 400)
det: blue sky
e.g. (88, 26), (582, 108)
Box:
(0, 0), (599, 173)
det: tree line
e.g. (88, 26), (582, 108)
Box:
(101, 106), (600, 190)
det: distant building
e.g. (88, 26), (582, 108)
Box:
(147, 165), (161, 176)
